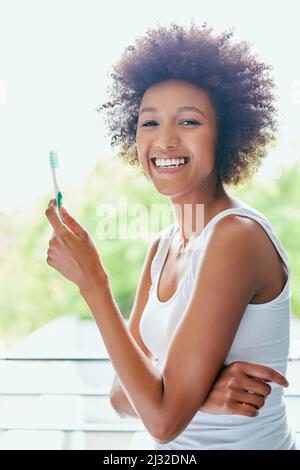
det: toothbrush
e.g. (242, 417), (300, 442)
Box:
(49, 150), (64, 223)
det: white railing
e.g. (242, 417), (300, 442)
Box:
(0, 315), (299, 450)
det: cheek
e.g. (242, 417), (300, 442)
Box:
(194, 129), (217, 158)
(135, 134), (148, 165)
(135, 133), (142, 155)
(189, 134), (217, 176)
(136, 130), (146, 148)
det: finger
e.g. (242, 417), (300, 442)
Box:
(50, 229), (56, 241)
(232, 390), (265, 409)
(233, 402), (259, 418)
(45, 199), (69, 236)
(242, 362), (289, 387)
(60, 207), (87, 238)
(240, 376), (272, 398)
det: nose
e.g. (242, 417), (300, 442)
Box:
(153, 126), (179, 151)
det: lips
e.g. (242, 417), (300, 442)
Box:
(150, 156), (191, 173)
(150, 157), (191, 166)
(150, 156), (191, 160)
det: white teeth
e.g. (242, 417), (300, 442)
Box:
(153, 157), (187, 167)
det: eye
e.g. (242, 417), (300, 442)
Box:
(141, 121), (158, 127)
(180, 119), (200, 125)
(141, 119), (200, 127)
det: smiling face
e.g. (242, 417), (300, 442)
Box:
(136, 79), (219, 197)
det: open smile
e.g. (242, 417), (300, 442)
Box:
(150, 157), (191, 173)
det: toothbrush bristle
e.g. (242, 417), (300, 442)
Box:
(49, 151), (58, 169)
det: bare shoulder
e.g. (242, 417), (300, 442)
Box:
(203, 213), (264, 267)
(211, 212), (262, 237)
(209, 213), (276, 284)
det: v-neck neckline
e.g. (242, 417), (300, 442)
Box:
(155, 207), (246, 306)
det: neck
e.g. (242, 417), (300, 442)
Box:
(170, 171), (234, 250)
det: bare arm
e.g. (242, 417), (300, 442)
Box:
(111, 357), (289, 420)
(110, 374), (139, 418)
(157, 216), (270, 442)
(109, 233), (160, 419)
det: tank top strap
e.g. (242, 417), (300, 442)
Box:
(192, 205), (291, 279)
(150, 223), (177, 284)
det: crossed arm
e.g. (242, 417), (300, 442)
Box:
(107, 215), (286, 443)
(111, 360), (288, 422)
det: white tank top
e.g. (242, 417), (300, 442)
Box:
(139, 203), (297, 450)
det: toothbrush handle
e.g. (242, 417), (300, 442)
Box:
(57, 191), (64, 223)
(51, 167), (59, 192)
(51, 168), (64, 223)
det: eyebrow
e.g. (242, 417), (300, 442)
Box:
(139, 106), (206, 118)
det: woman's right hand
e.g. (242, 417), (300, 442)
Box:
(200, 361), (289, 417)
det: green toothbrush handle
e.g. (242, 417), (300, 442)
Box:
(57, 191), (64, 223)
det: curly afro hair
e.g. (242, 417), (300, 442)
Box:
(97, 21), (278, 186)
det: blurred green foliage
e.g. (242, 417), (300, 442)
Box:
(0, 156), (299, 346)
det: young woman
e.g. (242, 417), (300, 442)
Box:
(45, 22), (297, 449)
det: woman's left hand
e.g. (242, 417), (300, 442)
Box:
(199, 360), (289, 417)
(45, 198), (109, 294)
